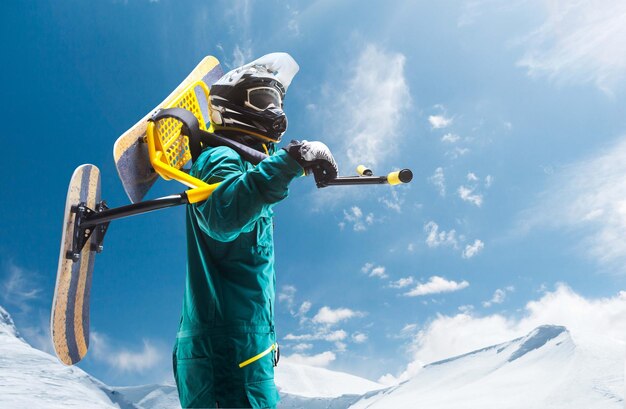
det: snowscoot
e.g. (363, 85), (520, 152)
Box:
(51, 56), (413, 366)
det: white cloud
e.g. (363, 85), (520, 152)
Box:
(467, 172), (479, 182)
(458, 304), (475, 314)
(287, 18), (300, 36)
(232, 43), (253, 68)
(1, 262), (41, 313)
(441, 133), (460, 143)
(424, 221), (458, 248)
(225, 0), (252, 32)
(331, 44), (411, 167)
(324, 330), (349, 342)
(483, 289), (505, 307)
(379, 189), (404, 213)
(518, 0), (626, 93)
(352, 332), (368, 343)
(428, 115), (453, 129)
(298, 301), (312, 317)
(401, 323), (419, 335)
(458, 185), (483, 207)
(370, 266), (387, 279)
(446, 147), (470, 159)
(341, 206), (375, 232)
(521, 136), (626, 271)
(386, 284), (626, 383)
(312, 307), (364, 326)
(482, 286), (515, 308)
(292, 343), (313, 352)
(287, 6), (300, 37)
(278, 285), (297, 312)
(485, 175), (494, 188)
(462, 239), (485, 259)
(362, 263), (388, 279)
(389, 277), (415, 289)
(90, 332), (163, 373)
(283, 351), (336, 367)
(404, 276), (469, 297)
(222, 0), (254, 68)
(284, 329), (348, 343)
(428, 167), (446, 196)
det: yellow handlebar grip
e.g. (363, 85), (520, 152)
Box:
(387, 171), (402, 185)
(387, 169), (413, 185)
(357, 165), (373, 176)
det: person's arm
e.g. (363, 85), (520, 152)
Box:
(190, 146), (303, 242)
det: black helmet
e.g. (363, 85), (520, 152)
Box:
(209, 53), (299, 143)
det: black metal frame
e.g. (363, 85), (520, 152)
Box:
(65, 107), (413, 260)
(65, 194), (189, 261)
(64, 167), (412, 261)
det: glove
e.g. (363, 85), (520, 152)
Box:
(283, 140), (339, 187)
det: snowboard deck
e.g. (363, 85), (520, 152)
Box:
(113, 56), (223, 203)
(51, 164), (101, 366)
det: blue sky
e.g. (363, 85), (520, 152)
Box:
(2, 0), (626, 387)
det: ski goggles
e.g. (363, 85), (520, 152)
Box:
(245, 86), (282, 112)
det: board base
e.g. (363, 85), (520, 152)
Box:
(51, 164), (100, 366)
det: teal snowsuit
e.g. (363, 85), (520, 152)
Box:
(173, 144), (302, 408)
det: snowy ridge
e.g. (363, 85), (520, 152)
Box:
(349, 325), (624, 409)
(0, 306), (137, 408)
(112, 384), (180, 409)
(0, 305), (21, 339)
(275, 361), (385, 398)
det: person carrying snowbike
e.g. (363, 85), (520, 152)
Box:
(173, 53), (338, 409)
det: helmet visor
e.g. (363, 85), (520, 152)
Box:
(246, 87), (282, 111)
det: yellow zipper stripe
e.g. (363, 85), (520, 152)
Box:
(238, 343), (277, 368)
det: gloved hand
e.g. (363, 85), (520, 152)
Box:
(283, 140), (339, 187)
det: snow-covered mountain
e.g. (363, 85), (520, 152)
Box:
(0, 306), (136, 408)
(349, 325), (624, 409)
(1, 304), (623, 409)
(0, 305), (382, 408)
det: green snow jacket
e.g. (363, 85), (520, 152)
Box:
(173, 145), (302, 409)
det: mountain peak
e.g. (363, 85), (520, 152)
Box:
(508, 325), (568, 362)
(348, 324), (622, 408)
(0, 305), (19, 338)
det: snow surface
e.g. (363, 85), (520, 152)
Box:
(0, 306), (135, 408)
(349, 325), (624, 409)
(275, 361), (385, 398)
(1, 305), (623, 409)
(112, 384), (180, 409)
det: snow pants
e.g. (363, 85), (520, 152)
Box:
(173, 327), (279, 409)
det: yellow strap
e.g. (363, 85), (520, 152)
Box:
(238, 343), (277, 368)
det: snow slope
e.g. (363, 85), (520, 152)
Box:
(0, 306), (135, 409)
(275, 361), (385, 398)
(349, 325), (624, 409)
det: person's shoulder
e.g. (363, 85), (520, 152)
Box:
(192, 145), (244, 177)
(199, 145), (242, 163)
